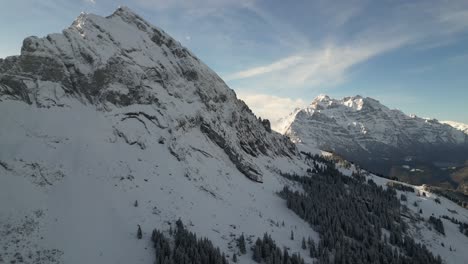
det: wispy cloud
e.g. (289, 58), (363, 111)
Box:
(228, 37), (408, 89)
(244, 4), (311, 51)
(134, 0), (254, 12)
(226, 55), (303, 80)
(437, 9), (468, 34)
(224, 0), (468, 92)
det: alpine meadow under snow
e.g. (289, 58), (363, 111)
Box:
(1, 7), (468, 264)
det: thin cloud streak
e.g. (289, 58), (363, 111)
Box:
(226, 55), (303, 80)
(228, 37), (409, 88)
(134, 0), (254, 11)
(226, 1), (468, 91)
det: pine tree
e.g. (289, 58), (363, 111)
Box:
(232, 253), (237, 263)
(309, 241), (316, 258)
(253, 238), (262, 262)
(238, 233), (246, 254)
(134, 200), (138, 207)
(302, 237), (307, 249)
(290, 230), (294, 240)
(137, 224), (142, 239)
(400, 194), (407, 202)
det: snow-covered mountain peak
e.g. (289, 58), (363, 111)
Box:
(111, 6), (139, 18)
(442, 120), (468, 134)
(312, 94), (331, 102)
(280, 94), (468, 176)
(342, 95), (365, 110)
(1, 7), (300, 183)
(309, 95), (386, 112)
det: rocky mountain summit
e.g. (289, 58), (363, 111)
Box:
(0, 7), (297, 183)
(0, 7), (310, 264)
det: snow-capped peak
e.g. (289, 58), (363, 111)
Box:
(280, 94), (467, 174)
(441, 120), (468, 134)
(1, 7), (300, 183)
(342, 95), (364, 110)
(313, 94), (331, 102)
(308, 94), (384, 112)
(113, 6), (138, 16)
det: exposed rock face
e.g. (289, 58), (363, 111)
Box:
(281, 95), (468, 180)
(0, 7), (298, 182)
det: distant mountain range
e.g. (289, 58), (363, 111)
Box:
(279, 95), (468, 189)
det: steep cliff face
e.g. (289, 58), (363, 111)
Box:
(281, 95), (468, 178)
(0, 7), (298, 182)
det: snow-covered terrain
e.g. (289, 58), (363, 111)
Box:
(0, 100), (318, 264)
(379, 181), (468, 264)
(280, 95), (468, 180)
(280, 95), (467, 148)
(337, 161), (468, 264)
(0, 7), (312, 264)
(442, 121), (468, 135)
(1, 7), (468, 264)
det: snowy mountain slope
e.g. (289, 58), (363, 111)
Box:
(0, 7), (297, 183)
(336, 160), (468, 264)
(442, 121), (468, 135)
(0, 100), (316, 264)
(281, 95), (468, 182)
(0, 7), (312, 264)
(1, 7), (468, 264)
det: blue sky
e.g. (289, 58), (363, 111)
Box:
(1, 0), (467, 123)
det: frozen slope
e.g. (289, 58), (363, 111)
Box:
(0, 7), (309, 264)
(336, 160), (468, 264)
(0, 100), (316, 264)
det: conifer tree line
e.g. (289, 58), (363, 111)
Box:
(237, 233), (246, 255)
(151, 219), (229, 264)
(251, 233), (305, 264)
(425, 186), (468, 209)
(279, 155), (443, 264)
(386, 182), (415, 193)
(440, 215), (468, 237)
(428, 216), (445, 235)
